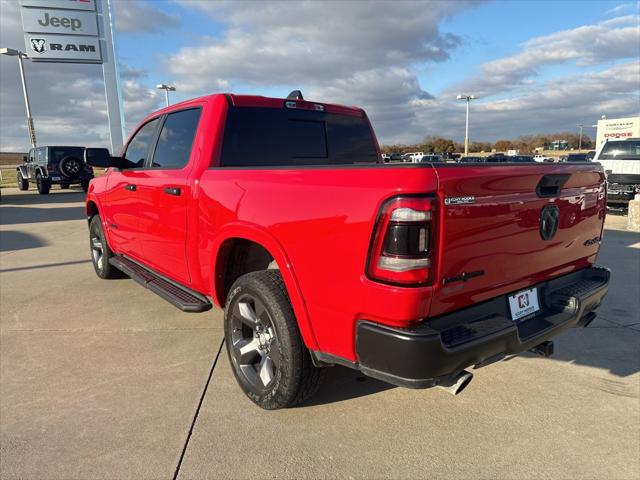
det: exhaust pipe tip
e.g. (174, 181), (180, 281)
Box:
(437, 370), (473, 396)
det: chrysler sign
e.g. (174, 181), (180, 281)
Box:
(20, 0), (102, 63)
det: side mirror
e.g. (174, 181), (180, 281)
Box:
(85, 148), (121, 168)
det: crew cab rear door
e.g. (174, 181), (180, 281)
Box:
(429, 163), (606, 318)
(133, 107), (202, 285)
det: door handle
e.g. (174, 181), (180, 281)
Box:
(124, 184), (136, 191)
(163, 187), (181, 196)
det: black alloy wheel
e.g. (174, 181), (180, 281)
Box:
(224, 270), (324, 409)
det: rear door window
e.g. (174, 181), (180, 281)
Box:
(123, 118), (160, 168)
(220, 107), (378, 166)
(150, 108), (202, 169)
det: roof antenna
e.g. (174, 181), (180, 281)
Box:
(287, 90), (304, 100)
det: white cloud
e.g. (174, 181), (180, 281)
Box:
(451, 14), (640, 98)
(166, 0), (475, 143)
(113, 0), (180, 33)
(605, 2), (638, 16)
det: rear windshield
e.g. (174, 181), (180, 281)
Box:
(50, 147), (84, 162)
(599, 141), (640, 160)
(220, 107), (378, 167)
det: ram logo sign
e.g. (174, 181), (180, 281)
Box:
(24, 34), (101, 62)
(30, 38), (46, 53)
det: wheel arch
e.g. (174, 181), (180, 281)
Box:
(16, 165), (28, 178)
(211, 225), (319, 351)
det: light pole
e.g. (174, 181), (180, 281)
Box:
(577, 123), (584, 151)
(1, 47), (36, 148)
(457, 94), (476, 156)
(156, 83), (176, 107)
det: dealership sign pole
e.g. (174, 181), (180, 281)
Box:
(20, 0), (125, 153)
(97, 0), (125, 153)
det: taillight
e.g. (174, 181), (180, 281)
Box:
(367, 196), (435, 286)
(47, 163), (56, 173)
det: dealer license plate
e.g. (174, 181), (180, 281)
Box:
(508, 288), (540, 321)
(51, 176), (61, 181)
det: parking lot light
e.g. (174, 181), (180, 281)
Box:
(156, 83), (176, 107)
(1, 47), (36, 148)
(457, 94), (477, 156)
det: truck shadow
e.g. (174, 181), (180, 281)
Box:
(0, 230), (49, 252)
(304, 366), (395, 406)
(0, 189), (86, 206)
(0, 190), (86, 225)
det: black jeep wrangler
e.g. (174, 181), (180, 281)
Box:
(17, 146), (94, 194)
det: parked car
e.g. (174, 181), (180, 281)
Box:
(389, 153), (403, 162)
(486, 154), (535, 163)
(566, 153), (589, 162)
(593, 138), (640, 209)
(586, 150), (596, 160)
(17, 146), (93, 194)
(408, 151), (425, 162)
(416, 154), (445, 163)
(459, 156), (486, 163)
(85, 92), (610, 410)
(533, 154), (548, 162)
(381, 153), (390, 162)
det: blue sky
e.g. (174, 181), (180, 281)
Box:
(115, 0), (636, 101)
(1, 0), (638, 150)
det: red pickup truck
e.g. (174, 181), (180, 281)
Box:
(85, 92), (610, 409)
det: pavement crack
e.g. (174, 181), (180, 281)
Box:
(173, 338), (225, 480)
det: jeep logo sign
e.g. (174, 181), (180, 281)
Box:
(21, 8), (98, 36)
(24, 34), (101, 62)
(38, 13), (83, 31)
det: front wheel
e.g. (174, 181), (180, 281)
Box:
(89, 215), (124, 279)
(224, 270), (324, 409)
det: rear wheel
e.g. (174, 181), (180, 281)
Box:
(224, 270), (324, 409)
(17, 171), (28, 191)
(89, 215), (124, 279)
(36, 173), (50, 195)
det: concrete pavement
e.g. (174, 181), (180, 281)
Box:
(1, 188), (638, 479)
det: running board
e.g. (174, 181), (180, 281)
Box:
(109, 255), (212, 313)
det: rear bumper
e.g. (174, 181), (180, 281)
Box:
(356, 266), (610, 388)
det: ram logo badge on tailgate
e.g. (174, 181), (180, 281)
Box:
(444, 196), (475, 205)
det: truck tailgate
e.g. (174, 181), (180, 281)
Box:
(429, 163), (606, 317)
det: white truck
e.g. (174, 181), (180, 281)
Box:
(594, 137), (640, 209)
